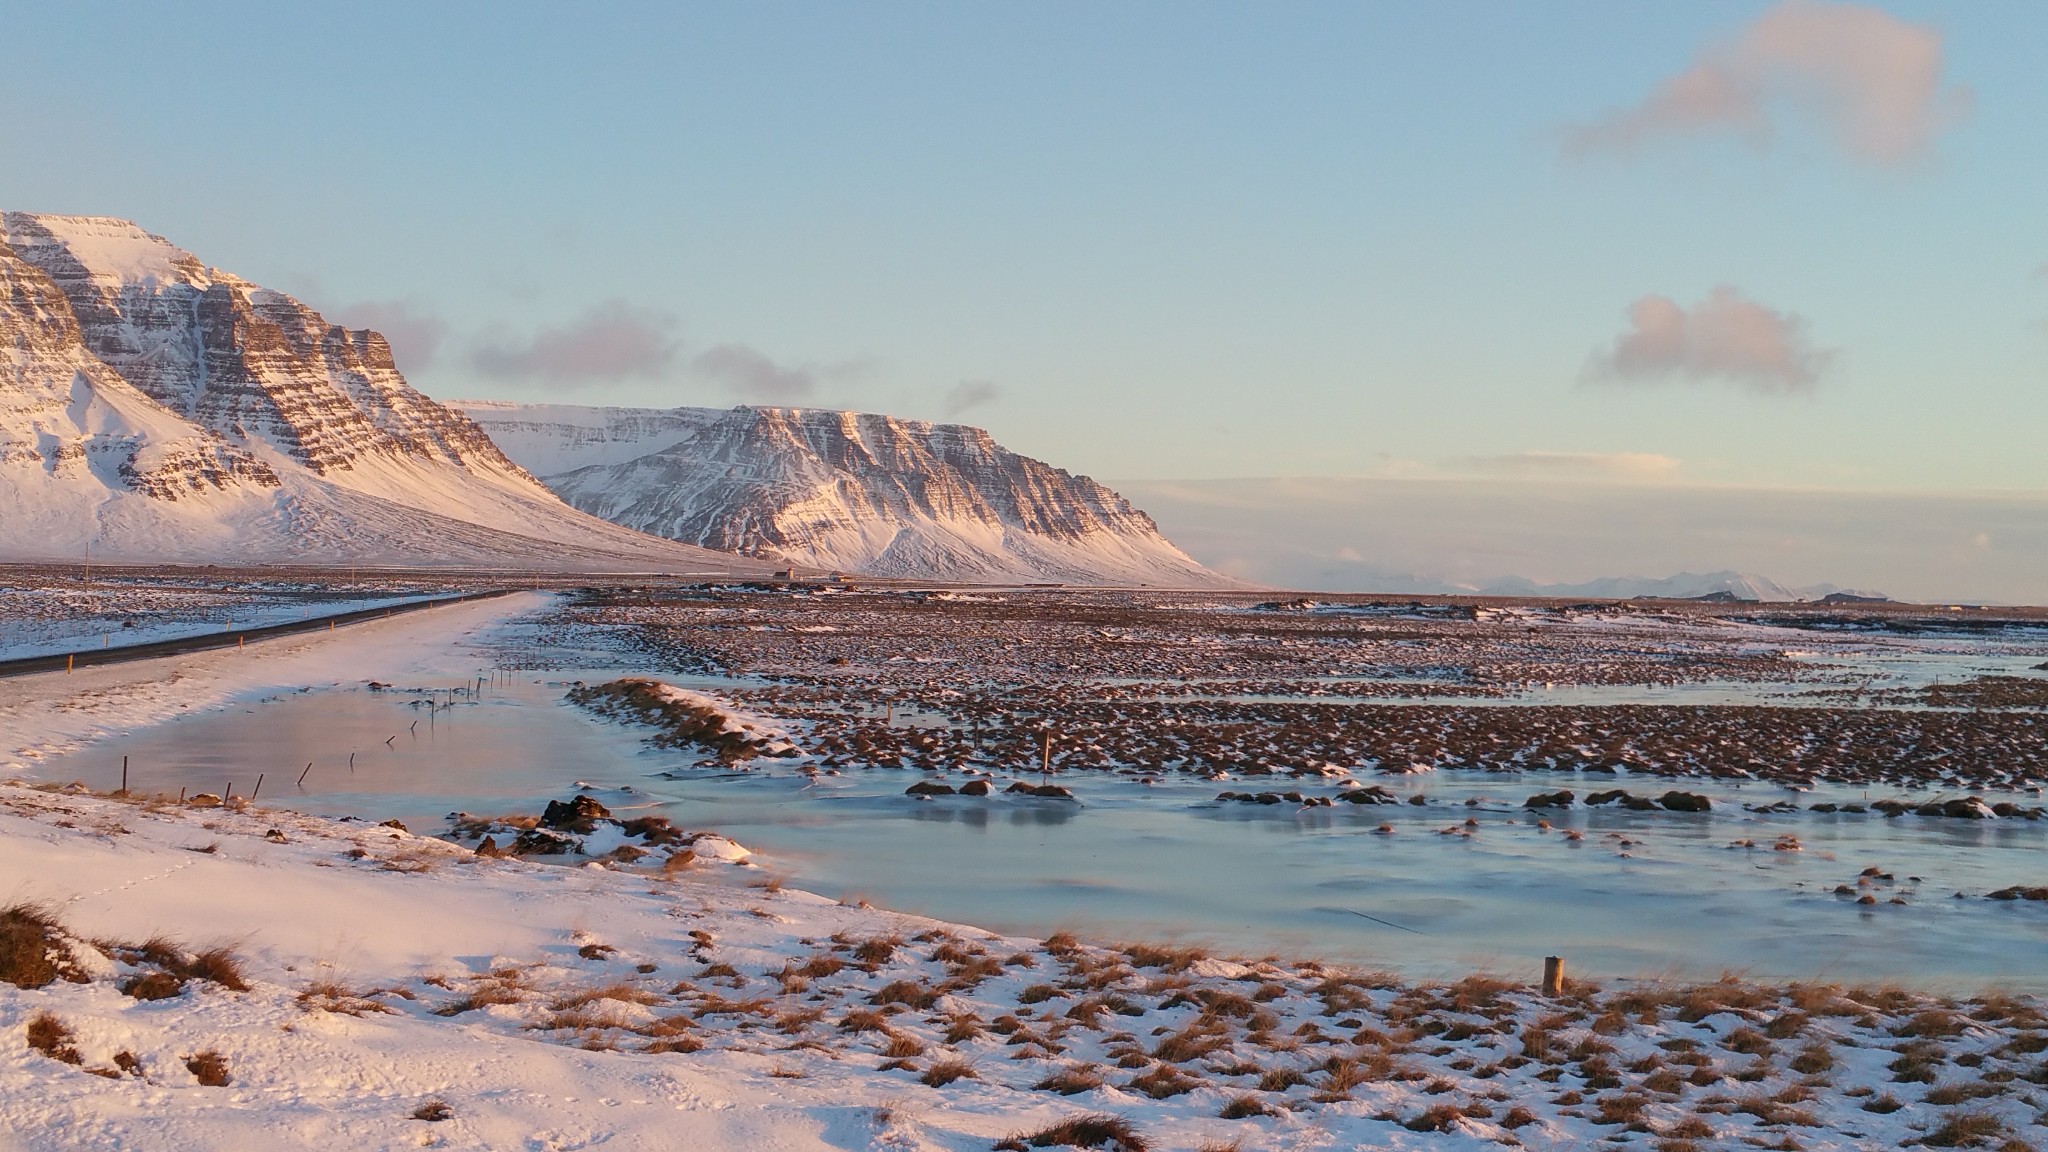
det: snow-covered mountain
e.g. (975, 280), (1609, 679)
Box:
(461, 401), (1235, 586)
(0, 213), (759, 571)
(1480, 571), (1885, 603)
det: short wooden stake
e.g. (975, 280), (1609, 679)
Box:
(67, 653), (74, 674)
(251, 772), (264, 800)
(178, 787), (186, 804)
(297, 762), (314, 786)
(121, 756), (128, 793)
(1542, 955), (1565, 997)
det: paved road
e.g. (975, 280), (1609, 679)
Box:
(0, 590), (517, 679)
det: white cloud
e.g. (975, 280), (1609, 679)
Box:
(1564, 0), (1969, 166)
(1587, 286), (1832, 394)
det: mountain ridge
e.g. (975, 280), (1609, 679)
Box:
(0, 212), (759, 571)
(461, 401), (1238, 587)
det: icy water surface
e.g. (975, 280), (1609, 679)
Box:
(45, 676), (2048, 990)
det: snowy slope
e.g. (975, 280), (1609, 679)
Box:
(462, 401), (1238, 587)
(0, 213), (762, 572)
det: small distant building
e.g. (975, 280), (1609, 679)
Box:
(774, 568), (799, 581)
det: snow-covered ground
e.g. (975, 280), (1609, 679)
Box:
(5, 593), (2047, 1151)
(6, 778), (2045, 1151)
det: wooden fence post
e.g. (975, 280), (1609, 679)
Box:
(1542, 956), (1565, 997)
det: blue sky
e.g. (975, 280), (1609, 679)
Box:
(6, 3), (2045, 595)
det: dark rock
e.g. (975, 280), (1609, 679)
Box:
(1658, 791), (1712, 813)
(1406, 795), (1428, 806)
(960, 779), (992, 796)
(1337, 786), (1399, 805)
(1023, 783), (1075, 800)
(1987, 886), (2048, 901)
(475, 835), (504, 858)
(1253, 792), (1283, 805)
(1585, 790), (1629, 806)
(906, 781), (956, 796)
(1523, 790), (1575, 809)
(541, 794), (612, 833)
(1808, 802), (1838, 813)
(378, 818), (408, 831)
(511, 829), (576, 855)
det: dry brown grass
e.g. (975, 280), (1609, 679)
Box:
(1923, 1111), (2005, 1148)
(1035, 1064), (1107, 1095)
(920, 1057), (977, 1088)
(1128, 1064), (1203, 1099)
(298, 978), (398, 1016)
(185, 1050), (232, 1087)
(26, 1012), (82, 1065)
(1218, 1093), (1276, 1119)
(998, 1113), (1148, 1150)
(2, 903), (85, 989)
(871, 979), (938, 1010)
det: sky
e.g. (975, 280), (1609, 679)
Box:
(5, 2), (2045, 599)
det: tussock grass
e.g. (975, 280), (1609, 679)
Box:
(2, 903), (85, 989)
(1922, 1111), (2005, 1148)
(997, 1113), (1147, 1150)
(298, 978), (398, 1016)
(1127, 1064), (1202, 1099)
(26, 1012), (82, 1065)
(1218, 1094), (1276, 1119)
(185, 1050), (231, 1087)
(871, 979), (938, 1009)
(920, 1057), (977, 1087)
(1036, 1064), (1107, 1095)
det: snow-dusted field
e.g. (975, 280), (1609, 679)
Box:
(8, 779), (2048, 1152)
(7, 587), (2048, 1150)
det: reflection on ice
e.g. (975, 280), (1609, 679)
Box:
(39, 673), (2048, 990)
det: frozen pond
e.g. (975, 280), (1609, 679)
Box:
(42, 674), (2048, 991)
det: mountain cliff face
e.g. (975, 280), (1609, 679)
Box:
(0, 213), (755, 570)
(461, 401), (1234, 586)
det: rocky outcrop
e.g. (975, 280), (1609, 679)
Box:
(463, 401), (1234, 586)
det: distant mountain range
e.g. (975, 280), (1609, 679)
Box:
(1477, 570), (1887, 603)
(0, 213), (764, 570)
(0, 213), (1226, 584)
(461, 402), (1234, 586)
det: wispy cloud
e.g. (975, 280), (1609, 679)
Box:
(691, 344), (818, 403)
(332, 300), (447, 371)
(1563, 0), (1968, 166)
(1461, 452), (1681, 481)
(942, 379), (1002, 418)
(1587, 286), (1833, 394)
(472, 301), (680, 385)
